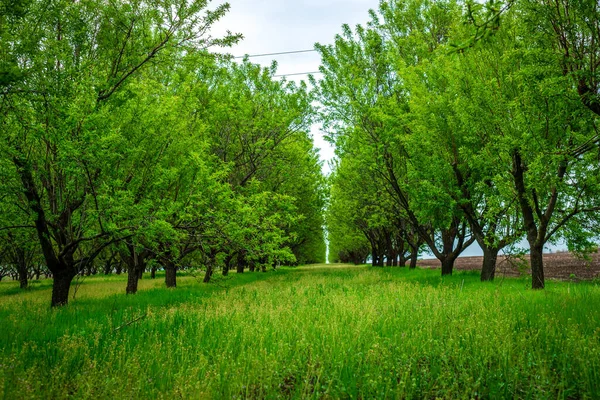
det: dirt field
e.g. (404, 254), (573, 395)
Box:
(415, 251), (600, 280)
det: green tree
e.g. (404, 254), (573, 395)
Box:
(0, 0), (239, 306)
(316, 1), (475, 275)
(452, 6), (600, 288)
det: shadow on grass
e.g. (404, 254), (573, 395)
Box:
(0, 269), (284, 351)
(288, 264), (486, 288)
(0, 279), (54, 296)
(73, 269), (282, 309)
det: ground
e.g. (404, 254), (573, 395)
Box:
(416, 251), (600, 280)
(1, 265), (599, 399)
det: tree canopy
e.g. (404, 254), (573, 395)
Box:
(0, 0), (326, 306)
(318, 0), (600, 288)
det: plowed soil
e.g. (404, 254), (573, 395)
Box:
(415, 251), (600, 280)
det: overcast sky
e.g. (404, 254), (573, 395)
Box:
(212, 0), (380, 174)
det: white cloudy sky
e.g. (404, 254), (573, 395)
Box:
(211, 0), (380, 174)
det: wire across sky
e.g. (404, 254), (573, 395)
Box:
(234, 49), (317, 59)
(234, 49), (322, 78)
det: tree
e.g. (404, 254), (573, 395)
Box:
(405, 34), (524, 281)
(451, 7), (600, 288)
(317, 0), (600, 287)
(192, 59), (322, 273)
(0, 0), (240, 306)
(316, 1), (476, 275)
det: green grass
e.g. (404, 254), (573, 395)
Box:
(1, 265), (599, 399)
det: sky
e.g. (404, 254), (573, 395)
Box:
(211, 0), (381, 174)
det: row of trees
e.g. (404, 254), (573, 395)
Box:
(0, 0), (326, 306)
(320, 0), (600, 288)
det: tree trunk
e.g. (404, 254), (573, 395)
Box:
(512, 150), (553, 290)
(203, 264), (213, 283)
(530, 244), (545, 289)
(16, 257), (28, 289)
(371, 246), (378, 267)
(480, 247), (499, 282)
(441, 258), (454, 276)
(386, 253), (393, 267)
(51, 271), (75, 307)
(385, 233), (394, 267)
(165, 260), (177, 288)
(150, 266), (156, 279)
(18, 265), (28, 289)
(126, 268), (139, 294)
(396, 239), (405, 267)
(125, 247), (144, 294)
(409, 249), (418, 269)
(223, 254), (233, 276)
(237, 258), (244, 273)
(165, 267), (177, 288)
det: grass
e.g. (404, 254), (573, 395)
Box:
(1, 265), (599, 399)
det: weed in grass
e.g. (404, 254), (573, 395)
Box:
(1, 265), (599, 399)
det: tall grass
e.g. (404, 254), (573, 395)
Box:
(1, 266), (599, 399)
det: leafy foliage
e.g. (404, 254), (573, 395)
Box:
(0, 0), (326, 306)
(318, 0), (600, 287)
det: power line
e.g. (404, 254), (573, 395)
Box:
(231, 48), (323, 78)
(234, 49), (317, 59)
(273, 71), (322, 78)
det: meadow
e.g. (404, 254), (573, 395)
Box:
(1, 265), (599, 399)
